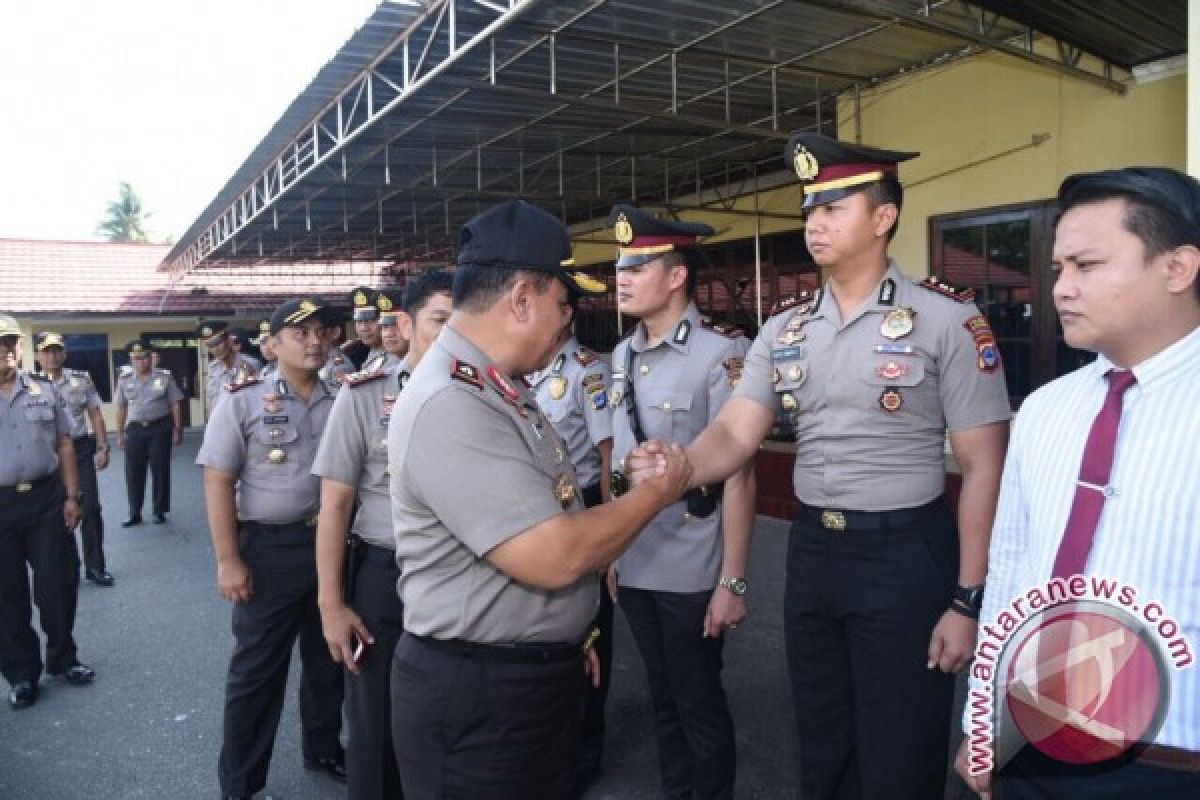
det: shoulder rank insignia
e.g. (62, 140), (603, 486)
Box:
(573, 348), (597, 367)
(918, 276), (976, 303)
(345, 369), (387, 388)
(701, 319), (744, 338)
(450, 359), (484, 390)
(225, 375), (262, 394)
(769, 290), (816, 317)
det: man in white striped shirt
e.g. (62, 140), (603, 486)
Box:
(957, 167), (1200, 798)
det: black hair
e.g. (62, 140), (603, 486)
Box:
(402, 269), (455, 315)
(863, 176), (904, 241)
(664, 249), (704, 297)
(452, 266), (555, 313)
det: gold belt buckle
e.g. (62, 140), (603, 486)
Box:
(15, 482), (33, 493)
(820, 510), (847, 531)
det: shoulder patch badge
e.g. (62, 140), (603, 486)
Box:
(919, 276), (976, 303)
(723, 357), (745, 388)
(964, 314), (1002, 373)
(450, 359), (484, 390)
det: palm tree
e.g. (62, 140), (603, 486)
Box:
(97, 181), (152, 242)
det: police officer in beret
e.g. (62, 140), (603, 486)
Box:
(197, 298), (347, 800)
(34, 332), (114, 586)
(387, 199), (693, 798)
(0, 314), (95, 711)
(527, 314), (616, 796)
(249, 319), (276, 379)
(628, 133), (1012, 799)
(200, 321), (261, 417)
(606, 204), (755, 800)
(313, 271), (452, 799)
(115, 339), (183, 527)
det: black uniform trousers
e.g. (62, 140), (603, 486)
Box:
(576, 482), (614, 795)
(391, 633), (586, 799)
(346, 543), (405, 800)
(0, 475), (80, 686)
(785, 497), (957, 800)
(73, 434), (106, 572)
(619, 587), (736, 800)
(124, 416), (171, 517)
(218, 521), (344, 796)
(999, 745), (1200, 799)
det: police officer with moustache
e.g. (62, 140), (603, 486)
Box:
(628, 133), (1011, 800)
(198, 298), (347, 800)
(115, 340), (183, 527)
(250, 319), (277, 379)
(605, 205), (755, 800)
(387, 200), (693, 798)
(34, 332), (114, 587)
(527, 320), (616, 795)
(200, 321), (261, 416)
(0, 315), (95, 711)
(313, 272), (452, 799)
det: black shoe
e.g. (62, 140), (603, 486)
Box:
(153, 513), (167, 524)
(121, 515), (143, 527)
(51, 661), (95, 686)
(8, 681), (37, 710)
(303, 754), (348, 783)
(85, 569), (115, 587)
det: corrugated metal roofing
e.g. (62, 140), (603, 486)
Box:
(168, 0), (1157, 272)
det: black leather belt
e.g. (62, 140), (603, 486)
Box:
(127, 416), (169, 429)
(797, 496), (944, 533)
(410, 634), (580, 665)
(242, 517), (318, 533)
(360, 541), (398, 568)
(0, 473), (55, 496)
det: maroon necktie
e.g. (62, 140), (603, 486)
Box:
(1051, 369), (1138, 578)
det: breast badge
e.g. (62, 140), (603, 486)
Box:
(549, 375), (568, 400)
(879, 387), (903, 412)
(881, 307), (916, 341)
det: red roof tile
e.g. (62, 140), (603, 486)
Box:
(0, 238), (399, 315)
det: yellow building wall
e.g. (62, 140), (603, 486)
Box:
(837, 50), (1185, 276)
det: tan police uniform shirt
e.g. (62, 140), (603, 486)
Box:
(388, 325), (598, 644)
(196, 374), (337, 524)
(527, 337), (613, 489)
(610, 303), (750, 593)
(0, 372), (72, 485)
(46, 368), (101, 438)
(734, 260), (1012, 511)
(117, 368), (183, 423)
(311, 359), (411, 550)
(207, 353), (260, 413)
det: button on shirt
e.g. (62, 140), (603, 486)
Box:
(47, 368), (101, 438)
(0, 373), (71, 485)
(734, 261), (1012, 511)
(197, 375), (336, 524)
(311, 361), (410, 550)
(528, 338), (613, 489)
(610, 303), (750, 593)
(388, 325), (597, 644)
(117, 368), (184, 423)
(973, 325), (1200, 751)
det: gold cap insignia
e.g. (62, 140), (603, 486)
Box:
(377, 294), (393, 312)
(614, 213), (633, 245)
(793, 146), (819, 181)
(353, 290), (368, 307)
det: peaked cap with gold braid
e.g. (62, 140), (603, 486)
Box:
(785, 132), (918, 209)
(608, 204), (714, 269)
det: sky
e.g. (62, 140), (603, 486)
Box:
(0, 0), (382, 243)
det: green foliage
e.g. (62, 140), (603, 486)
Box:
(96, 181), (152, 242)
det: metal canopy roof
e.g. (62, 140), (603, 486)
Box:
(167, 0), (1145, 273)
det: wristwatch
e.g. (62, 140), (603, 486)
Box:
(718, 576), (749, 596)
(951, 584), (985, 619)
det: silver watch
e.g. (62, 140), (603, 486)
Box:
(718, 576), (748, 596)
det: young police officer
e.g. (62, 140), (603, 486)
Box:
(115, 339), (183, 526)
(200, 321), (260, 417)
(387, 200), (692, 798)
(313, 272), (452, 799)
(197, 298), (347, 800)
(0, 315), (93, 711)
(627, 133), (1011, 799)
(34, 331), (113, 586)
(607, 205), (755, 800)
